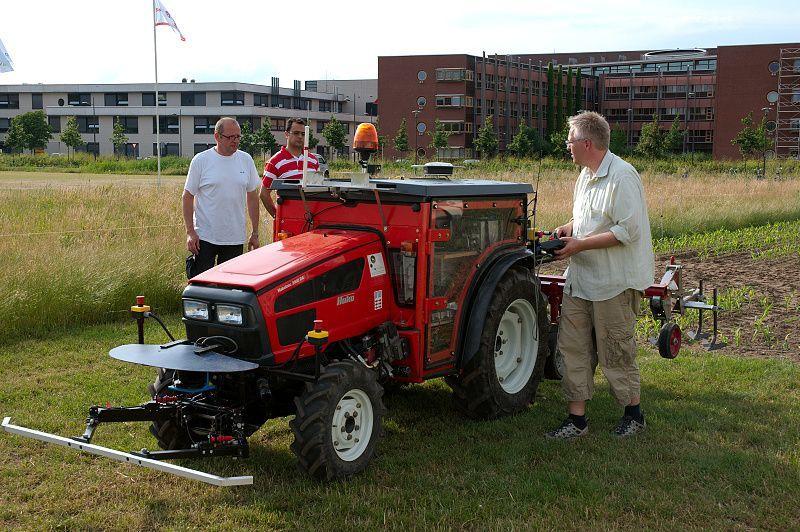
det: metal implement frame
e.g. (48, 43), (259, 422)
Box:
(2, 417), (252, 487)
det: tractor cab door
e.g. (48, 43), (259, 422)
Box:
(424, 198), (525, 368)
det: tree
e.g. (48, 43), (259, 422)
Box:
(16, 110), (52, 153)
(546, 62), (555, 137)
(566, 67), (574, 117)
(555, 65), (564, 131)
(60, 116), (84, 161)
(574, 68), (582, 113)
(394, 118), (409, 157)
(475, 116), (499, 158)
(307, 131), (320, 150)
(428, 119), (450, 156)
(322, 116), (347, 159)
(238, 121), (256, 157)
(663, 116), (684, 155)
(549, 123), (570, 159)
(3, 116), (29, 154)
(110, 118), (129, 158)
(378, 135), (389, 160)
(732, 112), (772, 159)
(253, 118), (278, 162)
(609, 124), (628, 155)
(635, 114), (664, 158)
(508, 123), (533, 157)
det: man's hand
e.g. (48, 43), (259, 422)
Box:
(554, 236), (583, 259)
(554, 221), (573, 238)
(248, 232), (260, 251)
(186, 229), (200, 255)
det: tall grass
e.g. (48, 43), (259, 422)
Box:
(0, 169), (797, 343)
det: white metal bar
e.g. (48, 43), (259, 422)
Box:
(2, 417), (252, 487)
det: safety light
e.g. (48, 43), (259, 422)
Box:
(183, 299), (209, 321)
(216, 304), (244, 326)
(353, 123), (379, 152)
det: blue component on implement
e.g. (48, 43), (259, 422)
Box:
(110, 344), (259, 372)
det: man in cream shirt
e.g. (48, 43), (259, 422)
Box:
(546, 111), (654, 439)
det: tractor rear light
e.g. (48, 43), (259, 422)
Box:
(276, 230), (292, 241)
(216, 304), (244, 326)
(183, 299), (209, 321)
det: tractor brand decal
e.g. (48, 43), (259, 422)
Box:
(374, 290), (383, 310)
(337, 293), (355, 306)
(367, 252), (386, 277)
(276, 275), (306, 293)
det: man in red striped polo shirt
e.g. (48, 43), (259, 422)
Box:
(259, 117), (319, 218)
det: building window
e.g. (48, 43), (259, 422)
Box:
(76, 142), (100, 155)
(104, 93), (129, 106)
(660, 107), (685, 120)
(439, 121), (473, 134)
(319, 100), (333, 112)
(153, 142), (180, 156)
(766, 91), (779, 104)
(32, 93), (43, 109)
(416, 122), (426, 134)
(68, 93), (92, 106)
(271, 118), (286, 131)
(153, 115), (179, 134)
(254, 93), (269, 107)
(417, 96), (427, 108)
(694, 59), (716, 71)
(115, 143), (139, 158)
(194, 117), (217, 134)
(221, 91), (244, 106)
(194, 143), (215, 155)
(417, 70), (427, 82)
(435, 68), (474, 82)
(0, 93), (20, 109)
(272, 95), (290, 108)
(48, 116), (61, 133)
(366, 102), (378, 116)
(77, 116), (99, 134)
(0, 117), (10, 133)
(790, 118), (800, 131)
(768, 61), (780, 74)
(792, 91), (800, 103)
(142, 92), (167, 106)
(435, 94), (473, 108)
(690, 84), (714, 98)
(293, 98), (310, 110)
(237, 116), (259, 131)
(317, 120), (327, 133)
(305, 81), (318, 91)
(181, 91), (206, 106)
(114, 116), (138, 134)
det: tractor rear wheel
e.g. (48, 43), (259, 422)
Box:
(290, 360), (385, 480)
(449, 267), (549, 419)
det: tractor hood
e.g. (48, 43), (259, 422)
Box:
(190, 229), (380, 292)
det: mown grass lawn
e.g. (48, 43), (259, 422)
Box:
(1, 318), (798, 529)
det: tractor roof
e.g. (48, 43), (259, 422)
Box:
(272, 178), (532, 198)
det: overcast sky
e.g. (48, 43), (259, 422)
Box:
(1, 0), (798, 87)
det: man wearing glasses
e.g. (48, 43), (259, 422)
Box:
(545, 111), (654, 440)
(260, 118), (319, 218)
(182, 117), (261, 276)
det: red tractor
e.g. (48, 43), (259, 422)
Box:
(2, 123), (720, 485)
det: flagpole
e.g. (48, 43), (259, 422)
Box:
(153, 0), (162, 187)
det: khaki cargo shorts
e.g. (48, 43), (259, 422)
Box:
(557, 289), (642, 406)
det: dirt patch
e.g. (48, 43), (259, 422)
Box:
(663, 251), (800, 362)
(540, 250), (800, 362)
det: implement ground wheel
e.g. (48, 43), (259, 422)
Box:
(658, 322), (682, 359)
(290, 360), (385, 481)
(543, 326), (565, 380)
(448, 267), (549, 420)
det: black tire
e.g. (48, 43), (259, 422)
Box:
(148, 369), (193, 450)
(543, 326), (565, 380)
(290, 360), (385, 480)
(658, 322), (681, 359)
(448, 267), (549, 419)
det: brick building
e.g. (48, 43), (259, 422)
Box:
(379, 43), (800, 160)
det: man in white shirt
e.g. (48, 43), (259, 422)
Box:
(182, 117), (261, 276)
(545, 111), (654, 439)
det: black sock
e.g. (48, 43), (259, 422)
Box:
(569, 414), (587, 429)
(625, 404), (642, 421)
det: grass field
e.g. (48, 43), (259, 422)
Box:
(0, 168), (799, 528)
(1, 319), (798, 529)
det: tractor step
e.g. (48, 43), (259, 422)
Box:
(1, 416), (252, 487)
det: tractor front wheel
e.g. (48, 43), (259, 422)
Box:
(290, 360), (385, 480)
(449, 267), (549, 419)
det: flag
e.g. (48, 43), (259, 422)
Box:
(0, 38), (14, 73)
(154, 0), (186, 42)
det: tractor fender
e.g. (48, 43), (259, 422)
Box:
(457, 248), (534, 369)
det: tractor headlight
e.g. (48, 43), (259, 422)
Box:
(183, 299), (209, 321)
(216, 304), (244, 326)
